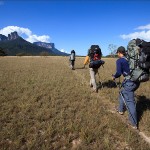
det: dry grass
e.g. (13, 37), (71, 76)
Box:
(0, 56), (150, 150)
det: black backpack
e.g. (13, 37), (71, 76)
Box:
(70, 50), (75, 61)
(89, 45), (104, 69)
(137, 39), (150, 69)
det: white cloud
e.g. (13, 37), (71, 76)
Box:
(26, 35), (50, 43)
(135, 24), (150, 30)
(0, 26), (31, 36)
(120, 23), (150, 41)
(60, 49), (69, 54)
(0, 26), (50, 43)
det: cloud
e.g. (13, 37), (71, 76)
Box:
(0, 26), (31, 36)
(0, 1), (4, 5)
(120, 23), (150, 41)
(0, 26), (50, 43)
(26, 35), (50, 43)
(135, 24), (150, 30)
(60, 49), (69, 54)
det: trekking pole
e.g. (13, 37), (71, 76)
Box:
(113, 79), (118, 88)
(118, 77), (121, 89)
(119, 91), (137, 127)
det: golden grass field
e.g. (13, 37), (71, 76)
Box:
(0, 56), (150, 150)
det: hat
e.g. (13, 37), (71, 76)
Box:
(116, 46), (126, 54)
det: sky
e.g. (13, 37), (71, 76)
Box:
(0, 0), (150, 56)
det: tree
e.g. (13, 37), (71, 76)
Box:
(0, 47), (7, 56)
(108, 44), (117, 57)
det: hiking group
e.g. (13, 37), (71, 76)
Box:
(69, 38), (150, 130)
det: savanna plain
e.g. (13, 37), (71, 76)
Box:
(0, 56), (150, 150)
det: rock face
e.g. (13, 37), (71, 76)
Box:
(0, 34), (8, 41)
(0, 31), (19, 41)
(33, 42), (55, 49)
(33, 42), (69, 56)
(8, 31), (19, 40)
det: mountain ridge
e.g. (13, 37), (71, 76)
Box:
(0, 31), (69, 56)
(0, 37), (55, 56)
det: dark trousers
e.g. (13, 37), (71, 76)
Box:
(119, 80), (140, 126)
(70, 60), (75, 69)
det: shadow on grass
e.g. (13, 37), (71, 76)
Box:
(97, 80), (119, 89)
(75, 67), (88, 70)
(136, 95), (150, 123)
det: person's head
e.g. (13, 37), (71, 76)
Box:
(116, 46), (126, 58)
(71, 50), (75, 54)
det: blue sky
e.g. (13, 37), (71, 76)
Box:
(0, 0), (150, 56)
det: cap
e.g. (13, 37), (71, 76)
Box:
(116, 46), (126, 54)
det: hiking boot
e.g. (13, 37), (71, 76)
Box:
(118, 111), (124, 115)
(115, 108), (124, 115)
(127, 121), (138, 130)
(131, 126), (138, 130)
(92, 88), (98, 93)
(127, 122), (138, 130)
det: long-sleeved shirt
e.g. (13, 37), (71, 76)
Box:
(114, 57), (130, 78)
(84, 56), (90, 65)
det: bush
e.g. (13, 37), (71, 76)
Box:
(0, 47), (7, 56)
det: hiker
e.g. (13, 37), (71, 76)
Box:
(84, 45), (104, 93)
(112, 46), (140, 129)
(69, 50), (76, 70)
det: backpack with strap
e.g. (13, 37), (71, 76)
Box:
(70, 50), (75, 61)
(127, 39), (150, 82)
(89, 45), (105, 69)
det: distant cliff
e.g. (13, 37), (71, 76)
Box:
(34, 42), (55, 49)
(33, 42), (69, 56)
(8, 31), (19, 40)
(0, 31), (19, 41)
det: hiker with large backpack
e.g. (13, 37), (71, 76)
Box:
(113, 38), (150, 129)
(84, 45), (105, 93)
(112, 46), (140, 129)
(69, 50), (76, 70)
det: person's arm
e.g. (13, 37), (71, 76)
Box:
(69, 55), (71, 61)
(113, 59), (122, 79)
(83, 56), (90, 68)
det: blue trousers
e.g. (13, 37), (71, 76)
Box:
(119, 80), (140, 126)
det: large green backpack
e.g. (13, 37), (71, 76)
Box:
(127, 39), (150, 82)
